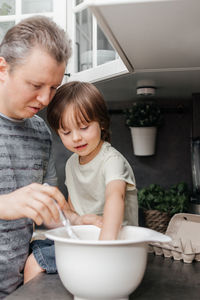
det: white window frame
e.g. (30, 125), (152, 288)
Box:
(0, 0), (67, 32)
(66, 0), (128, 82)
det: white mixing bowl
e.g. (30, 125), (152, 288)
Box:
(46, 225), (171, 300)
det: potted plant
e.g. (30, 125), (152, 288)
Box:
(138, 182), (190, 233)
(125, 101), (163, 156)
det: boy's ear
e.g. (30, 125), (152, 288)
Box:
(0, 57), (8, 81)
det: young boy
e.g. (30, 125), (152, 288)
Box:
(24, 81), (138, 283)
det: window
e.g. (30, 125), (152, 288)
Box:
(67, 0), (127, 82)
(0, 0), (67, 42)
(0, 0), (128, 83)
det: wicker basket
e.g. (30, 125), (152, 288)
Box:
(143, 209), (171, 233)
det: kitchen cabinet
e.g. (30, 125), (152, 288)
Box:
(66, 0), (128, 82)
(85, 0), (200, 71)
(83, 0), (200, 100)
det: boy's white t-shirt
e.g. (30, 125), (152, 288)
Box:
(65, 141), (138, 226)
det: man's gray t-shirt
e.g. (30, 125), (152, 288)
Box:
(0, 113), (57, 299)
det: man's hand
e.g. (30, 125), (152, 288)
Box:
(0, 183), (66, 226)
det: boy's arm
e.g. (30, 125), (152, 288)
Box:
(99, 180), (126, 240)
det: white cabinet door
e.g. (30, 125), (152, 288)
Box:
(66, 0), (128, 82)
(84, 0), (200, 72)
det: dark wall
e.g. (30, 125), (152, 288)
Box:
(39, 96), (192, 198)
(108, 102), (192, 190)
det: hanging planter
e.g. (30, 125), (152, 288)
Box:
(130, 126), (157, 156)
(125, 101), (163, 156)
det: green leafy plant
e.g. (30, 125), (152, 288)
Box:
(125, 101), (163, 127)
(0, 3), (12, 15)
(138, 182), (190, 216)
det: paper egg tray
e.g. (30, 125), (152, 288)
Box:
(148, 213), (200, 263)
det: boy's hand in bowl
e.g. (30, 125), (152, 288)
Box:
(78, 214), (103, 228)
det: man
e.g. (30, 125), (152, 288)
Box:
(0, 15), (101, 299)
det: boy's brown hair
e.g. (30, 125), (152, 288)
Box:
(47, 81), (111, 142)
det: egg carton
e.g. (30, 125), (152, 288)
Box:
(148, 213), (200, 263)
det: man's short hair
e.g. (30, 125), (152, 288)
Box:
(0, 15), (72, 70)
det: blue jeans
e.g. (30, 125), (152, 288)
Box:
(30, 239), (57, 273)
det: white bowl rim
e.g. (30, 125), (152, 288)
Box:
(45, 225), (171, 246)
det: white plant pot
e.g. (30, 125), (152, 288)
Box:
(130, 126), (157, 156)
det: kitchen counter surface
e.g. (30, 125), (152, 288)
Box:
(5, 253), (200, 300)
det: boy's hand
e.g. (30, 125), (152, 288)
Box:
(78, 214), (103, 228)
(62, 199), (103, 228)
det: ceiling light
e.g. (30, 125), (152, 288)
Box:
(136, 87), (156, 96)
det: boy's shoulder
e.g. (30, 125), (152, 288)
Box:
(102, 142), (133, 170)
(102, 142), (125, 160)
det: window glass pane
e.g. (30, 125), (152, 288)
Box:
(22, 0), (53, 14)
(0, 0), (15, 16)
(75, 9), (92, 72)
(97, 25), (116, 66)
(0, 21), (15, 42)
(76, 0), (84, 5)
